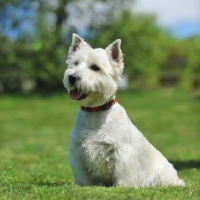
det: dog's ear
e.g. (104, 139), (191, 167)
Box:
(105, 39), (123, 63)
(70, 33), (85, 53)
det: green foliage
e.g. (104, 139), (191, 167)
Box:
(0, 89), (200, 199)
(179, 37), (200, 89)
(0, 36), (33, 92)
(0, 1), (200, 93)
(159, 36), (200, 89)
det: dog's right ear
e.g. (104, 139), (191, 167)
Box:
(69, 33), (85, 53)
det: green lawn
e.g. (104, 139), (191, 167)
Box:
(0, 88), (200, 200)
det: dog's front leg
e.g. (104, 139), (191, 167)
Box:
(113, 148), (138, 187)
(73, 167), (92, 186)
(69, 146), (93, 186)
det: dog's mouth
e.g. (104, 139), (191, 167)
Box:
(69, 88), (88, 100)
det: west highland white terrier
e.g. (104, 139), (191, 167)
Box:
(63, 34), (185, 187)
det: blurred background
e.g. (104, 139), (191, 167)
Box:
(0, 1), (200, 194)
(0, 0), (200, 93)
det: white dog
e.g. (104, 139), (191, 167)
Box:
(63, 33), (185, 187)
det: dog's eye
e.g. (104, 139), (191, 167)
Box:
(90, 65), (100, 71)
(74, 61), (79, 66)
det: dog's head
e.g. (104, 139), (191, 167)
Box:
(63, 34), (124, 107)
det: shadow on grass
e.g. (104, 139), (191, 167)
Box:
(170, 160), (200, 171)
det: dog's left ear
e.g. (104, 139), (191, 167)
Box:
(105, 39), (123, 63)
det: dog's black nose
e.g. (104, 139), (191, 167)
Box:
(68, 74), (79, 85)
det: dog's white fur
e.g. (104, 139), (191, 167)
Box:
(63, 34), (185, 187)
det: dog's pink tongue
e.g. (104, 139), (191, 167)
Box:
(69, 88), (82, 100)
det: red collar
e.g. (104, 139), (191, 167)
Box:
(81, 99), (117, 112)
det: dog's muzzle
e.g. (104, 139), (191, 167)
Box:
(67, 75), (88, 100)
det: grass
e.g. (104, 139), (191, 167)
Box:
(0, 88), (200, 200)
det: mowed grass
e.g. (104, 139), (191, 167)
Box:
(0, 88), (200, 200)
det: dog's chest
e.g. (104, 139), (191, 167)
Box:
(77, 113), (116, 183)
(82, 128), (115, 181)
(71, 111), (122, 185)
